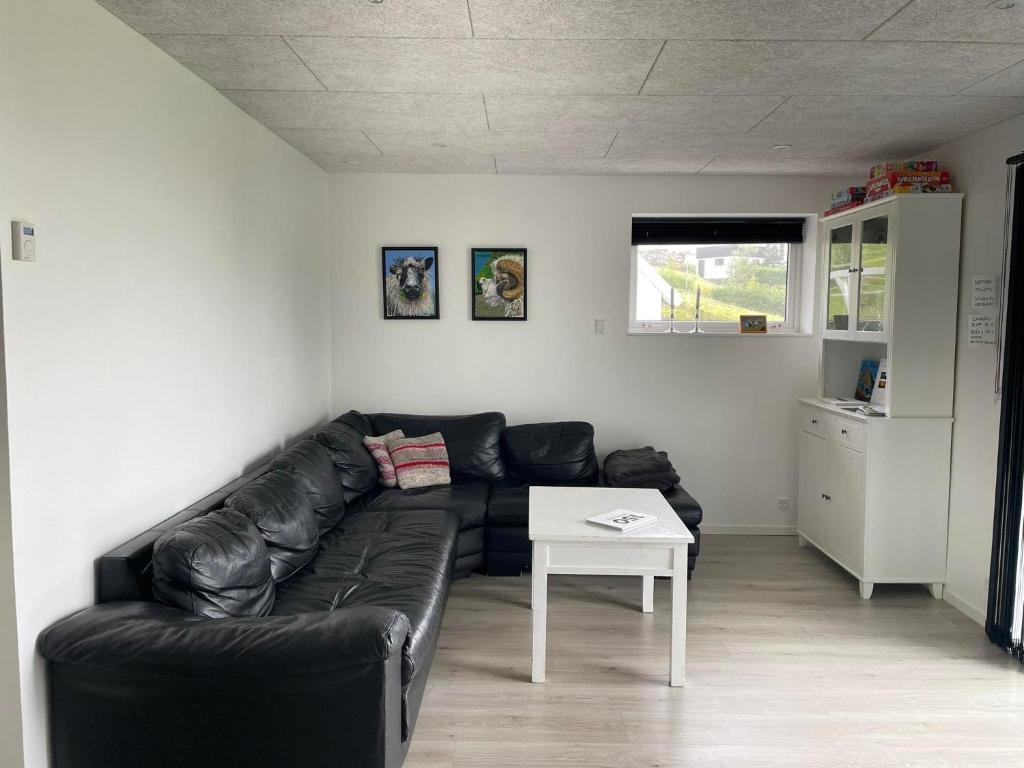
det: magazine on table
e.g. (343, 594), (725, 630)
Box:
(586, 509), (659, 533)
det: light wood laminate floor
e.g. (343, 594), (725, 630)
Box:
(406, 535), (1024, 768)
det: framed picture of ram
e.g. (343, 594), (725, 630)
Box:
(471, 248), (527, 321)
(382, 247), (439, 319)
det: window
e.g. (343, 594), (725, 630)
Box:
(629, 216), (805, 333)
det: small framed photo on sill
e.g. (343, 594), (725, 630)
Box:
(472, 247), (527, 321)
(739, 314), (768, 334)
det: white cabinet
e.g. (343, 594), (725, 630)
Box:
(798, 194), (962, 599)
(797, 403), (950, 599)
(824, 214), (891, 341)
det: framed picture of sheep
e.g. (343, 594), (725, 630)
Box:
(382, 247), (439, 319)
(471, 248), (527, 321)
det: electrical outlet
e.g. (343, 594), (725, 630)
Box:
(777, 497), (791, 511)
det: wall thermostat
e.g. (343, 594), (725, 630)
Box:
(12, 221), (36, 261)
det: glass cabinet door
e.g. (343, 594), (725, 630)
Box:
(826, 225), (854, 331)
(856, 216), (889, 333)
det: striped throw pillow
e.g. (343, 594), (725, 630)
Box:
(388, 432), (451, 490)
(363, 430), (404, 487)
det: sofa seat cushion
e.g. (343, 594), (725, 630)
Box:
(490, 481), (703, 530)
(502, 421), (599, 484)
(663, 485), (703, 528)
(272, 508), (458, 686)
(369, 412), (506, 482)
(486, 482), (529, 527)
(367, 481), (489, 530)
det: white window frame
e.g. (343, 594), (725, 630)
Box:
(628, 240), (803, 335)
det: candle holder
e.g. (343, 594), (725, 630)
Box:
(689, 286), (705, 334)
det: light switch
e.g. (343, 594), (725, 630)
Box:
(594, 318), (606, 335)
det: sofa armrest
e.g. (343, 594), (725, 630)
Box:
(40, 602), (410, 768)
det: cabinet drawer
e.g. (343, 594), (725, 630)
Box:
(831, 416), (865, 452)
(801, 407), (829, 439)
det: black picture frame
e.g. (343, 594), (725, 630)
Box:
(381, 246), (440, 320)
(471, 247), (528, 321)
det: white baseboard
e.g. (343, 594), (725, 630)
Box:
(700, 524), (797, 536)
(942, 588), (985, 626)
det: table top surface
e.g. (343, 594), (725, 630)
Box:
(528, 486), (695, 545)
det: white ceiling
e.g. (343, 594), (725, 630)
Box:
(97, 0), (1024, 175)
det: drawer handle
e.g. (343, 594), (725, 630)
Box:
(822, 494), (831, 501)
(811, 418), (818, 425)
(841, 428), (848, 435)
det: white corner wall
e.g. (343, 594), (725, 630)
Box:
(931, 113), (1024, 624)
(328, 173), (856, 534)
(0, 1), (331, 765)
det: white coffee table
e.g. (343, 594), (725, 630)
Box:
(528, 486), (695, 687)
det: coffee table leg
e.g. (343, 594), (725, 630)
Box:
(642, 575), (654, 613)
(532, 541), (548, 683)
(670, 545), (687, 687)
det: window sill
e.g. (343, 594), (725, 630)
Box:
(627, 329), (813, 337)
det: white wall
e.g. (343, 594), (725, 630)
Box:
(329, 173), (856, 534)
(0, 1), (331, 765)
(930, 113), (1024, 624)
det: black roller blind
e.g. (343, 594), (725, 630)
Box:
(632, 217), (806, 245)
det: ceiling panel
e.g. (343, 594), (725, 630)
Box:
(495, 157), (711, 174)
(299, 154), (498, 173)
(285, 37), (662, 94)
(222, 91), (488, 131)
(754, 95), (1024, 135)
(98, 0), (471, 37)
(608, 130), (870, 160)
(96, 0), (1024, 175)
(835, 132), (970, 160)
(643, 41), (1024, 96)
(272, 129), (382, 158)
(146, 35), (324, 91)
(870, 0), (1024, 43)
(963, 61), (1024, 96)
(469, 0), (908, 41)
(364, 129), (617, 158)
(699, 158), (869, 176)
(484, 94), (785, 132)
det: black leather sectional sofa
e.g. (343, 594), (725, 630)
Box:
(38, 411), (702, 768)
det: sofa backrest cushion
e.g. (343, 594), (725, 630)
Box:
(332, 409), (374, 436)
(502, 421), (599, 484)
(151, 509), (275, 618)
(269, 439), (346, 533)
(312, 422), (379, 500)
(226, 470), (320, 582)
(370, 412), (507, 482)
